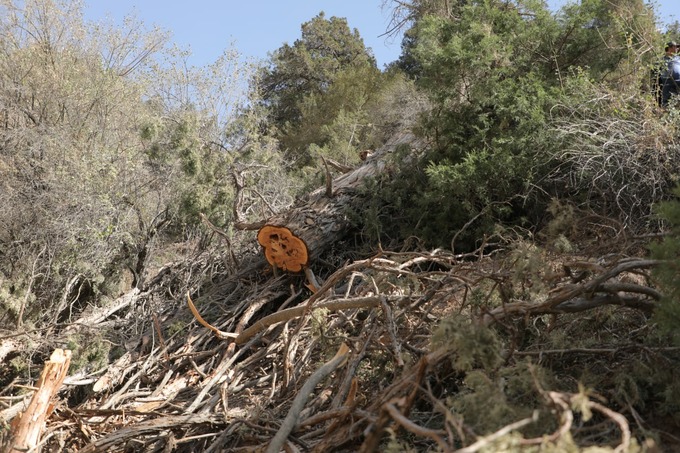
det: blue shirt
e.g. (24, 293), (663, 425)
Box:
(662, 56), (680, 106)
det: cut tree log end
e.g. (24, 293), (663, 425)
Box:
(257, 225), (309, 272)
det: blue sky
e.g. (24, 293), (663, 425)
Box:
(84, 1), (401, 69)
(84, 1), (676, 70)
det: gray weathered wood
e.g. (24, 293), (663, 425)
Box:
(257, 132), (419, 264)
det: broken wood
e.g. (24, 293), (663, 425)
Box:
(4, 348), (71, 453)
(266, 343), (350, 453)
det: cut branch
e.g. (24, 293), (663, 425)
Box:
(265, 343), (350, 453)
(187, 292), (239, 340)
(235, 295), (408, 345)
(4, 349), (71, 453)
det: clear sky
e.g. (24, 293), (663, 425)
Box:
(84, 1), (676, 70)
(84, 1), (401, 69)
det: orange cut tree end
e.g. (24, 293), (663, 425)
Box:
(257, 225), (309, 273)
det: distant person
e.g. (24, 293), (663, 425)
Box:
(651, 41), (677, 106)
(651, 41), (678, 106)
(660, 41), (680, 107)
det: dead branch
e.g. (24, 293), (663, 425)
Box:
(62, 288), (144, 335)
(483, 258), (660, 325)
(4, 349), (71, 453)
(266, 343), (350, 453)
(384, 400), (451, 452)
(92, 351), (134, 393)
(79, 414), (223, 453)
(235, 296), (408, 345)
(321, 156), (334, 198)
(588, 401), (631, 453)
(553, 294), (655, 314)
(186, 292), (282, 414)
(456, 411), (539, 453)
(200, 212), (240, 267)
(187, 292), (239, 340)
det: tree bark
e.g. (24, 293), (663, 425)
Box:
(3, 349), (71, 453)
(251, 132), (418, 264)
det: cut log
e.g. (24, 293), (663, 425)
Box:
(4, 348), (71, 453)
(242, 132), (420, 265)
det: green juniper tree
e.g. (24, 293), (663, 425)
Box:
(374, 0), (660, 250)
(258, 12), (381, 171)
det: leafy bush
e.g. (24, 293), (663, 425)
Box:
(0, 1), (266, 326)
(369, 0), (668, 250)
(541, 74), (680, 230)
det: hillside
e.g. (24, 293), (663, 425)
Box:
(2, 0), (680, 451)
(1, 131), (675, 452)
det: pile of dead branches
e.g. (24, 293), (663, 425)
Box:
(2, 236), (674, 452)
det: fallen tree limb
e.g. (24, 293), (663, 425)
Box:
(187, 291), (239, 340)
(238, 132), (420, 264)
(0, 396), (32, 425)
(384, 400), (451, 452)
(552, 294), (655, 314)
(457, 410), (539, 453)
(542, 259), (659, 310)
(235, 295), (409, 345)
(63, 288), (143, 335)
(265, 343), (350, 453)
(4, 348), (71, 453)
(482, 259), (660, 325)
(92, 351), (134, 393)
(79, 414), (223, 453)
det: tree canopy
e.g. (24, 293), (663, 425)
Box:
(371, 0), (665, 248)
(257, 12), (383, 169)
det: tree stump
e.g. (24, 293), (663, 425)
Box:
(3, 348), (71, 453)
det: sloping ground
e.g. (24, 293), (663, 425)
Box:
(1, 136), (677, 452)
(3, 242), (671, 452)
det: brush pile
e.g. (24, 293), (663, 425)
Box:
(2, 235), (671, 452)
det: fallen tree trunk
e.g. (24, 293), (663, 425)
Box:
(237, 132), (420, 264)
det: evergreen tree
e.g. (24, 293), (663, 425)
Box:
(374, 0), (660, 249)
(258, 12), (380, 168)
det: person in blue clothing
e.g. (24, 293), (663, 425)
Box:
(661, 41), (680, 107)
(651, 41), (677, 106)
